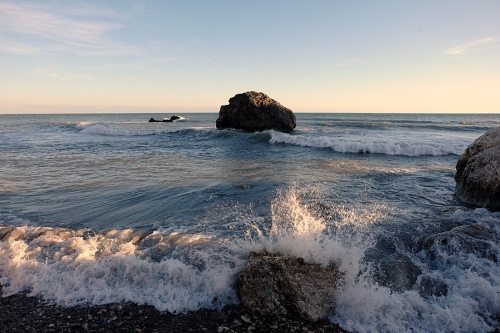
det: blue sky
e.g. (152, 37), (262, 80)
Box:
(0, 1), (499, 113)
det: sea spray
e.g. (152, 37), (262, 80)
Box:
(2, 186), (499, 332)
(0, 186), (390, 313)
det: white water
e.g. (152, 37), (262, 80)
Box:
(1, 187), (499, 332)
(270, 131), (469, 156)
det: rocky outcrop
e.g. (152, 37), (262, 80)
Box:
(455, 127), (500, 210)
(236, 251), (338, 322)
(216, 92), (296, 133)
(149, 115), (181, 122)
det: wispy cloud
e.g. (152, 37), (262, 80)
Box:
(444, 37), (497, 55)
(0, 2), (139, 56)
(35, 67), (92, 80)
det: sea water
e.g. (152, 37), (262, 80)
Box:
(1, 113), (499, 332)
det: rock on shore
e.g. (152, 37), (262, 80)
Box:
(455, 126), (500, 210)
(236, 251), (338, 322)
(216, 91), (296, 133)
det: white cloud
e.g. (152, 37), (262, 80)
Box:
(444, 37), (497, 55)
(35, 67), (92, 80)
(0, 2), (139, 56)
(0, 35), (41, 55)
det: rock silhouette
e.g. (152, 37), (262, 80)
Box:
(216, 91), (296, 133)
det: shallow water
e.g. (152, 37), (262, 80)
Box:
(1, 113), (499, 332)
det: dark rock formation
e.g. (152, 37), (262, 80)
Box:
(423, 224), (498, 261)
(149, 115), (181, 122)
(236, 251), (338, 322)
(216, 92), (296, 133)
(455, 127), (500, 210)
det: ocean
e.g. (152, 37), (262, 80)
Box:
(1, 113), (499, 333)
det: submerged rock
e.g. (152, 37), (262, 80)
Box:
(363, 238), (422, 293)
(216, 91), (296, 133)
(455, 126), (500, 210)
(423, 224), (498, 261)
(375, 253), (422, 293)
(236, 251), (338, 322)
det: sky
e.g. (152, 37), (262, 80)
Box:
(0, 1), (499, 114)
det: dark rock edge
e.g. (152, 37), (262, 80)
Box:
(0, 285), (348, 333)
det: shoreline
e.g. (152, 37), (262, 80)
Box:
(0, 287), (349, 333)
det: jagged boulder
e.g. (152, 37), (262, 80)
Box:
(216, 91), (296, 133)
(236, 251), (338, 322)
(455, 127), (500, 210)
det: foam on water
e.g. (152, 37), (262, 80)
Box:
(1, 187), (499, 332)
(270, 131), (469, 156)
(0, 226), (239, 312)
(331, 207), (500, 333)
(0, 186), (384, 312)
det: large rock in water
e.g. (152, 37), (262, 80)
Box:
(455, 126), (500, 210)
(216, 91), (296, 133)
(236, 251), (338, 322)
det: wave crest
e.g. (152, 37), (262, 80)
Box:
(270, 131), (467, 156)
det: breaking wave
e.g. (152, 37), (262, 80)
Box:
(1, 186), (499, 332)
(270, 131), (468, 156)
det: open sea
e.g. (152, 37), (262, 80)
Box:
(1, 112), (500, 333)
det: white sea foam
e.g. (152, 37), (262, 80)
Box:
(270, 131), (468, 156)
(0, 226), (239, 312)
(331, 207), (500, 333)
(1, 188), (499, 332)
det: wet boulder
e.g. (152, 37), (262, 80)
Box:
(216, 91), (296, 133)
(455, 126), (500, 210)
(236, 251), (339, 322)
(423, 224), (498, 261)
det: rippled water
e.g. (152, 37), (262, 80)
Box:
(1, 113), (499, 332)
